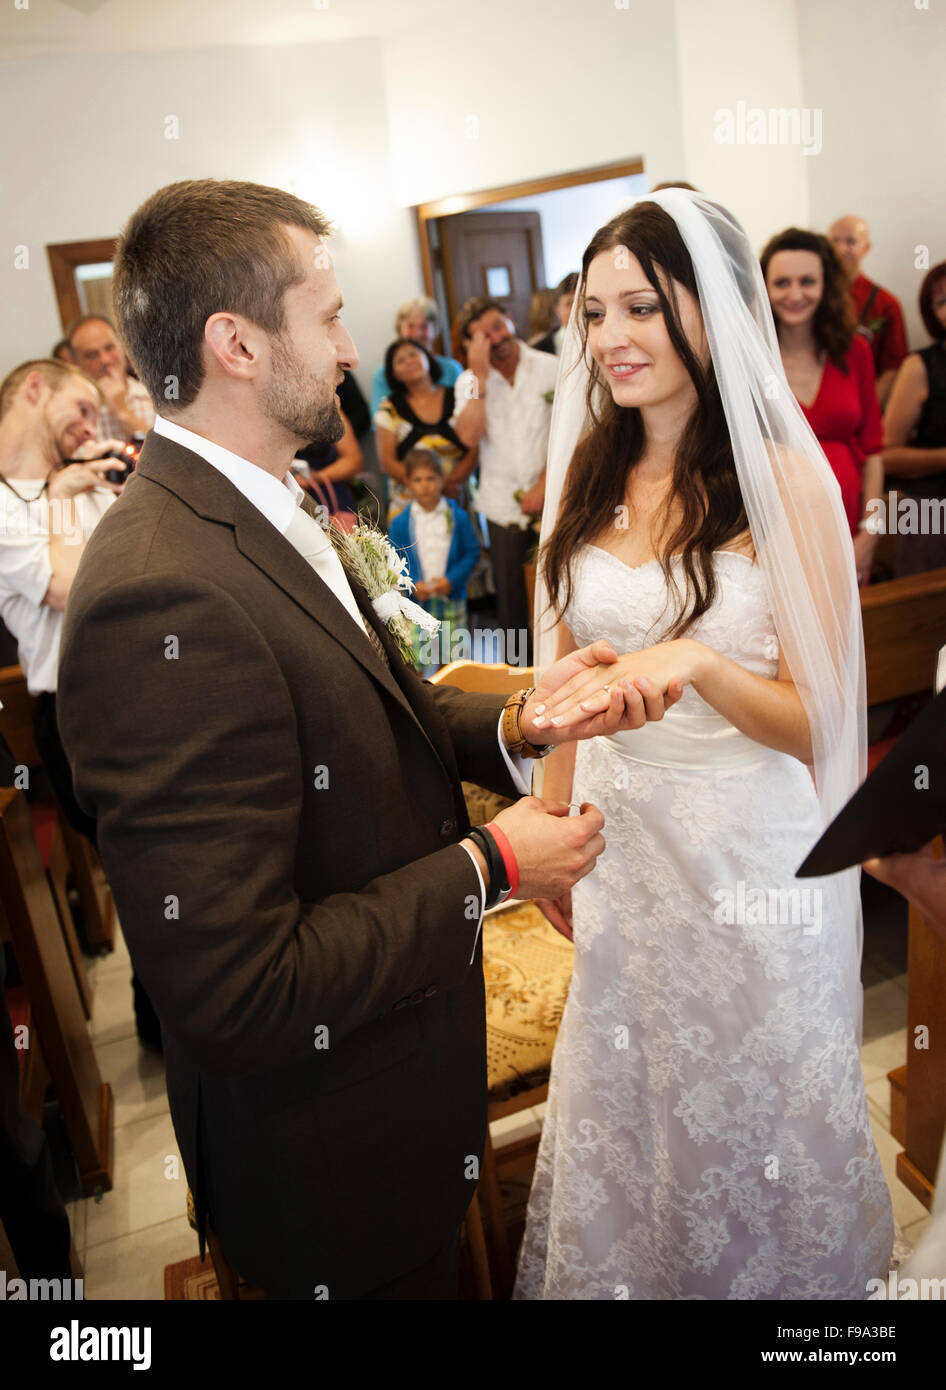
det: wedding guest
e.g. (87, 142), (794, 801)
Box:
(528, 287), (558, 346)
(828, 214), (908, 407)
(762, 228), (884, 584)
(294, 407), (362, 523)
(0, 362), (160, 1050)
(374, 338), (473, 523)
(533, 273), (578, 356)
(452, 297), (558, 659)
(882, 260), (946, 576)
(66, 314), (155, 442)
(336, 371), (371, 440)
(388, 449), (480, 672)
(369, 297), (462, 417)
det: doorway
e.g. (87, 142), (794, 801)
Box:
(414, 156), (646, 357)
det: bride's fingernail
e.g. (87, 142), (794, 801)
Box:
(533, 703), (546, 715)
(551, 715), (564, 726)
(620, 678), (631, 690)
(533, 714), (547, 727)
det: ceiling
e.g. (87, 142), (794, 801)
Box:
(0, 0), (444, 59)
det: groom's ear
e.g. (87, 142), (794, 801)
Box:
(203, 312), (264, 383)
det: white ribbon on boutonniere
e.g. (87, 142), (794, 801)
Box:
(329, 519), (441, 663)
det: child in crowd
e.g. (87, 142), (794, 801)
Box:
(388, 448), (480, 672)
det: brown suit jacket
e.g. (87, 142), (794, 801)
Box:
(58, 431), (518, 1298)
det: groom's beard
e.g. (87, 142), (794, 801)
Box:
(264, 336), (344, 447)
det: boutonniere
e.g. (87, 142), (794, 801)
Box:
(330, 521), (440, 664)
(445, 505), (454, 535)
(542, 389), (555, 404)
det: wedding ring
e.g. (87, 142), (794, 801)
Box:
(603, 683), (611, 693)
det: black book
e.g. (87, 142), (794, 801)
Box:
(797, 685), (946, 877)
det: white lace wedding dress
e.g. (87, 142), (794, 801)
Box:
(514, 545), (894, 1300)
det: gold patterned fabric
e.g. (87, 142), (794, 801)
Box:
(482, 901), (574, 1102)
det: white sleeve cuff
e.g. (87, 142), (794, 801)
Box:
(459, 841), (486, 964)
(497, 713), (532, 796)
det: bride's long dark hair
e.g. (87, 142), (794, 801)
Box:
(540, 201), (749, 640)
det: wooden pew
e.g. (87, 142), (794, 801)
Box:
(861, 566), (946, 705)
(0, 663), (40, 767)
(861, 571), (946, 1215)
(0, 786), (112, 1197)
(896, 838), (945, 1213)
(0, 665), (114, 956)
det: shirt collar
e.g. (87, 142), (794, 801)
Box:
(412, 497), (447, 519)
(153, 414), (304, 535)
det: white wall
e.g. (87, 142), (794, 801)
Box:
(672, 0), (811, 251)
(0, 39), (418, 397)
(797, 0), (946, 350)
(380, 0), (686, 208)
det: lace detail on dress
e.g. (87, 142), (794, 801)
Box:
(513, 547), (893, 1300)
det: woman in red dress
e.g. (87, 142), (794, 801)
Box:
(761, 228), (884, 585)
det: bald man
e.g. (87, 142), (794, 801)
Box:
(829, 215), (908, 407)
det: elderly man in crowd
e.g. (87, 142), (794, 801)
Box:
(67, 314), (155, 441)
(829, 214), (908, 408)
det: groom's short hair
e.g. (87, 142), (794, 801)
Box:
(112, 179), (332, 410)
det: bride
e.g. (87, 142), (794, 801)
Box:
(513, 190), (894, 1300)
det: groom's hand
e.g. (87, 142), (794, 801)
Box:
(488, 797), (605, 904)
(521, 639), (684, 745)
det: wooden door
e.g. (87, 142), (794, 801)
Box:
(440, 212), (546, 339)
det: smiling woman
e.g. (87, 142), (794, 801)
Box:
(515, 190), (892, 1302)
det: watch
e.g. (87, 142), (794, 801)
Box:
(502, 686), (555, 759)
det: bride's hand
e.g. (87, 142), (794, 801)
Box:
(523, 639), (685, 745)
(535, 890), (573, 942)
(532, 639), (708, 732)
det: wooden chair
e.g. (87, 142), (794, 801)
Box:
(431, 660), (572, 1298)
(0, 786), (113, 1197)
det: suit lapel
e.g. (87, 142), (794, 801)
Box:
(348, 575), (460, 783)
(135, 433), (448, 768)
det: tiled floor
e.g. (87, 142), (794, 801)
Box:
(70, 905), (931, 1298)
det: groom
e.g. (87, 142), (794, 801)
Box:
(57, 179), (677, 1300)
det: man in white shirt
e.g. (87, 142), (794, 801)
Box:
(57, 178), (679, 1300)
(67, 315), (155, 442)
(452, 298), (559, 661)
(0, 358), (126, 837)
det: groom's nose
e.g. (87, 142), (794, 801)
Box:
(337, 324), (359, 371)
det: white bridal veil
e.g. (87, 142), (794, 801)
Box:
(534, 188), (867, 1031)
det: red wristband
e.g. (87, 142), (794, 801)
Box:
(485, 821), (519, 897)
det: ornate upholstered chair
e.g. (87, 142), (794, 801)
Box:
(430, 661), (574, 1298)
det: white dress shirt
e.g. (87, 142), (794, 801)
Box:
(153, 413), (530, 953)
(451, 340), (559, 529)
(0, 481), (115, 694)
(410, 498), (451, 581)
